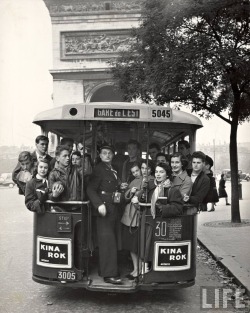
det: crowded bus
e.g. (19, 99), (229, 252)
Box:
(13, 102), (216, 292)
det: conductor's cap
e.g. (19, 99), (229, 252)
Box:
(100, 144), (115, 154)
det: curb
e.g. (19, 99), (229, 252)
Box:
(197, 238), (250, 297)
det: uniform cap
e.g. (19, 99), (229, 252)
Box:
(100, 144), (115, 154)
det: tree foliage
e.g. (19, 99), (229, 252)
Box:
(112, 0), (250, 222)
(112, 0), (250, 124)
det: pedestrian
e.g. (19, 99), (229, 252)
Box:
(218, 174), (230, 205)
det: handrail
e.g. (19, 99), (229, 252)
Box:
(138, 202), (151, 207)
(46, 200), (90, 205)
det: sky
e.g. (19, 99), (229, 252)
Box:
(0, 0), (249, 148)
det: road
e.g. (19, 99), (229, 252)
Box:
(0, 187), (244, 313)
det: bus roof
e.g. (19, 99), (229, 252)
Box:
(33, 102), (203, 128)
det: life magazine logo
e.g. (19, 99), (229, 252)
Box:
(37, 236), (72, 268)
(154, 241), (191, 271)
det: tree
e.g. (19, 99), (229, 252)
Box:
(111, 0), (250, 223)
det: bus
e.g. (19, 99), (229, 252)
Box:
(31, 102), (203, 292)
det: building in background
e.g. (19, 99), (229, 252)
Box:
(43, 0), (142, 105)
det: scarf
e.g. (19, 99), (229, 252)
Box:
(150, 179), (166, 219)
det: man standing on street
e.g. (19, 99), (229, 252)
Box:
(87, 145), (123, 285)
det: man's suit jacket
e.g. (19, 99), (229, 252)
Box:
(189, 171), (210, 207)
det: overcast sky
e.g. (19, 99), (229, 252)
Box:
(0, 0), (249, 148)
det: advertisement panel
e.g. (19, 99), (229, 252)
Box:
(154, 241), (191, 271)
(37, 236), (72, 268)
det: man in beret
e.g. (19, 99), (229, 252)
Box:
(87, 145), (123, 285)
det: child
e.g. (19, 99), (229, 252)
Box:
(13, 151), (36, 195)
(25, 159), (49, 214)
(121, 162), (143, 279)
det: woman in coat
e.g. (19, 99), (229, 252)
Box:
(138, 162), (183, 273)
(218, 174), (230, 205)
(170, 152), (192, 199)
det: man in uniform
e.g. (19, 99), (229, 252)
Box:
(87, 145), (122, 285)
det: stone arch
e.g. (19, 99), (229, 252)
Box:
(87, 82), (123, 103)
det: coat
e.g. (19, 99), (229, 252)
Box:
(12, 151), (52, 195)
(218, 178), (228, 198)
(121, 176), (144, 227)
(203, 172), (219, 203)
(25, 177), (48, 213)
(172, 170), (192, 198)
(87, 162), (120, 213)
(188, 171), (210, 208)
(86, 161), (122, 277)
(140, 180), (183, 262)
(48, 163), (82, 201)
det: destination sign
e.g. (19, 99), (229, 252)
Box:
(94, 108), (140, 118)
(153, 241), (191, 271)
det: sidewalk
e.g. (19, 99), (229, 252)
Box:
(197, 181), (250, 296)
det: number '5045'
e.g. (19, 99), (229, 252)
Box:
(152, 109), (171, 118)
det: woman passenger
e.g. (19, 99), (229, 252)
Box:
(138, 163), (183, 272)
(170, 152), (192, 199)
(121, 162), (143, 279)
(71, 151), (82, 167)
(25, 159), (49, 213)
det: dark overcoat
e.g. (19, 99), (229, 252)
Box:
(87, 162), (122, 278)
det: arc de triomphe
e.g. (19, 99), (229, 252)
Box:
(43, 0), (142, 105)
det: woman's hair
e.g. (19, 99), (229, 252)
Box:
(141, 159), (155, 175)
(71, 150), (81, 158)
(18, 151), (33, 163)
(130, 161), (142, 172)
(170, 152), (189, 170)
(221, 174), (224, 178)
(37, 158), (50, 167)
(55, 145), (70, 157)
(155, 162), (172, 178)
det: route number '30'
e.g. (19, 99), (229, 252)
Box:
(155, 221), (167, 237)
(151, 109), (171, 119)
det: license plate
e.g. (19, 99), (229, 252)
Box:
(57, 270), (76, 281)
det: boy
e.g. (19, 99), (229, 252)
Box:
(48, 145), (82, 201)
(12, 151), (35, 195)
